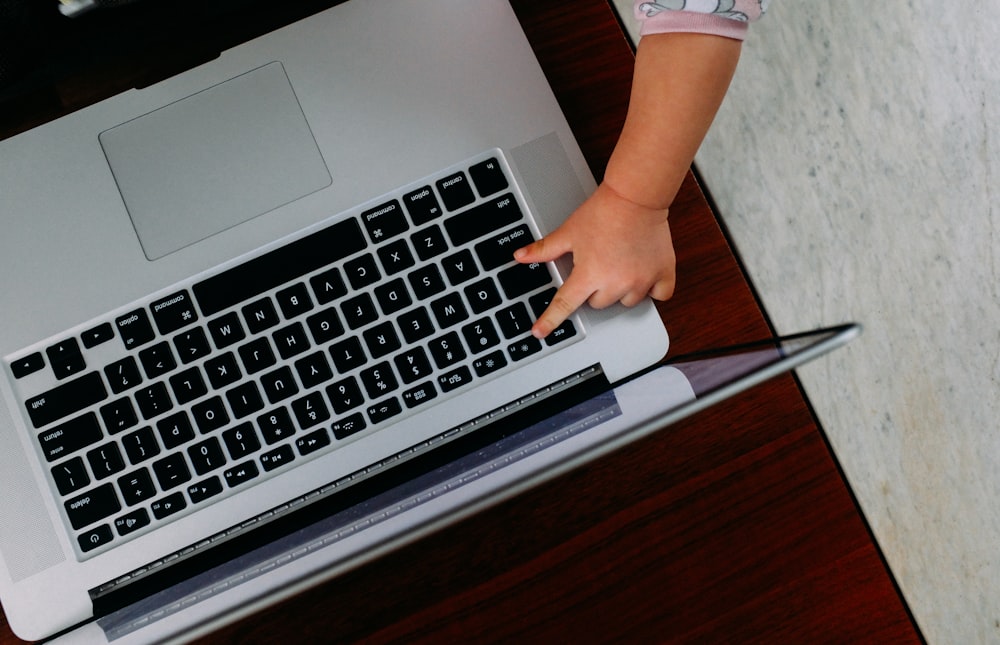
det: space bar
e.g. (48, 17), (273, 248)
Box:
(193, 218), (367, 317)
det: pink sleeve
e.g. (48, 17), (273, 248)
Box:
(633, 1), (767, 41)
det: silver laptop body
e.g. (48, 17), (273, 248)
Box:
(0, 0), (669, 639)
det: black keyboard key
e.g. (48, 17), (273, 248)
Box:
(496, 303), (533, 339)
(150, 290), (198, 335)
(122, 426), (161, 465)
(296, 428), (332, 455)
(105, 356), (142, 394)
(528, 287), (557, 318)
(169, 367), (208, 405)
(239, 337), (277, 375)
(498, 261), (553, 299)
(377, 238), (415, 275)
(441, 249), (479, 286)
(208, 312), (246, 350)
(408, 264), (446, 300)
(100, 397), (139, 434)
(276, 283), (314, 319)
(227, 381), (265, 419)
(193, 217), (367, 317)
(528, 288), (579, 346)
(472, 349), (508, 378)
(428, 331), (466, 369)
(546, 320), (578, 346)
(469, 157), (509, 197)
(329, 336), (367, 373)
(394, 347), (433, 384)
(79, 525), (114, 553)
(139, 341), (177, 379)
(205, 352), (242, 389)
(326, 377), (364, 415)
(437, 366), (474, 393)
(261, 366), (299, 404)
(152, 453), (191, 491)
(398, 307), (435, 344)
(173, 327), (212, 364)
(310, 268), (348, 304)
(47, 338), (86, 380)
(294, 351), (334, 389)
(257, 407), (296, 445)
(81, 322), (115, 349)
(363, 322), (402, 359)
(362, 199), (409, 242)
(224, 460), (260, 488)
(260, 445), (295, 472)
(464, 277), (503, 314)
(360, 362), (398, 399)
(135, 382), (173, 420)
(508, 336), (543, 362)
(116, 309), (155, 350)
(430, 293), (468, 329)
(65, 483), (120, 530)
(117, 468), (156, 506)
(403, 186), (443, 225)
(151, 492), (187, 520)
(242, 297), (280, 334)
(462, 318), (501, 354)
(402, 381), (437, 409)
(24, 372), (108, 428)
(475, 224), (534, 271)
(374, 278), (412, 314)
(444, 193), (522, 246)
(436, 172), (476, 211)
(52, 457), (90, 496)
(157, 411), (196, 450)
(366, 397), (402, 425)
(86, 442), (125, 480)
(411, 225), (448, 261)
(273, 322), (311, 360)
(192, 396), (230, 434)
(38, 412), (103, 462)
(223, 423), (261, 460)
(341, 293), (379, 330)
(331, 413), (366, 440)
(291, 391), (330, 429)
(306, 308), (345, 345)
(344, 253), (381, 290)
(11, 352), (45, 379)
(115, 509), (150, 537)
(188, 476), (223, 504)
(188, 437), (226, 475)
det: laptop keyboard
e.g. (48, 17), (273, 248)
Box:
(9, 151), (581, 557)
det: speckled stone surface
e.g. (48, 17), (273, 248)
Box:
(613, 1), (1000, 642)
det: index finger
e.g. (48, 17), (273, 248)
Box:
(531, 272), (594, 339)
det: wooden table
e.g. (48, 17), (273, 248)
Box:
(0, 1), (920, 642)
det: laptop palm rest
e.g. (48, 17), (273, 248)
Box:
(99, 61), (332, 261)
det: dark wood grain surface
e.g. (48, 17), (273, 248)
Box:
(0, 1), (920, 643)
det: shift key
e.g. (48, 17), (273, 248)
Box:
(26, 372), (108, 429)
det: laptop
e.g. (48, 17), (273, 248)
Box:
(53, 323), (860, 644)
(0, 0), (856, 640)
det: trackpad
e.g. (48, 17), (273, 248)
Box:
(100, 62), (331, 260)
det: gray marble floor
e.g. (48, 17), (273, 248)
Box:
(612, 1), (1000, 643)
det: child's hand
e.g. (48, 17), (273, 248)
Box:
(513, 182), (676, 338)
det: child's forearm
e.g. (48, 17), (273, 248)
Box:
(603, 32), (742, 212)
